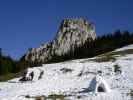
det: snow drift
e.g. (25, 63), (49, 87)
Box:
(0, 44), (133, 100)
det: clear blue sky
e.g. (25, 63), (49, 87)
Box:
(0, 0), (133, 59)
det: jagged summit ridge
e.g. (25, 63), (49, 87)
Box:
(53, 18), (96, 55)
(25, 18), (96, 62)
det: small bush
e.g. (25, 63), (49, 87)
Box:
(38, 71), (44, 80)
(60, 68), (73, 73)
(35, 96), (46, 100)
(97, 70), (102, 75)
(77, 95), (82, 99)
(25, 95), (46, 100)
(25, 94), (65, 100)
(113, 64), (121, 74)
(25, 95), (30, 98)
(78, 71), (83, 77)
(48, 94), (65, 100)
(92, 55), (116, 62)
(98, 70), (102, 74)
(127, 90), (133, 98)
(0, 71), (23, 82)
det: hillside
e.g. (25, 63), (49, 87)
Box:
(0, 44), (133, 100)
(24, 18), (96, 63)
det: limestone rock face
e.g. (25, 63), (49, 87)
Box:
(25, 18), (96, 62)
(53, 18), (96, 55)
(25, 42), (53, 62)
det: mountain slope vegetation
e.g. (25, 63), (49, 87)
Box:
(0, 30), (133, 80)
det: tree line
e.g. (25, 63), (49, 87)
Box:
(0, 30), (133, 76)
(47, 30), (133, 63)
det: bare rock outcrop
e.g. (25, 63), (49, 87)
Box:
(24, 18), (96, 63)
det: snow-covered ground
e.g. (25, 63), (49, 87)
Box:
(0, 45), (133, 100)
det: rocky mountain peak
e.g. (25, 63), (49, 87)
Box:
(53, 18), (96, 55)
(25, 18), (96, 62)
(56, 18), (95, 39)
